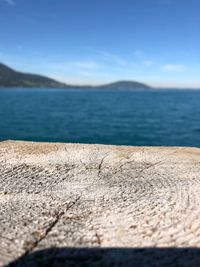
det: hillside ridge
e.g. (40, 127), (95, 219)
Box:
(0, 62), (151, 89)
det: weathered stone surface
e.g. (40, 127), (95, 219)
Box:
(1, 141), (200, 266)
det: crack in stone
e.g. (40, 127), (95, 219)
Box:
(22, 196), (81, 256)
(98, 153), (109, 177)
(95, 232), (101, 245)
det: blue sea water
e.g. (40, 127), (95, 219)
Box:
(0, 88), (200, 147)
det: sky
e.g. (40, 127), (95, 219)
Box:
(0, 0), (199, 88)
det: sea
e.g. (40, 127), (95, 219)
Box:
(0, 88), (200, 147)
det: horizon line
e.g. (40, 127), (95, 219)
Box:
(1, 61), (200, 89)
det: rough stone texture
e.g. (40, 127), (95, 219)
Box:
(1, 141), (200, 266)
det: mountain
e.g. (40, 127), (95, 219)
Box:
(0, 63), (68, 88)
(0, 62), (151, 89)
(97, 81), (151, 90)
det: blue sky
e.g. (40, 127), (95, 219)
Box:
(0, 0), (199, 87)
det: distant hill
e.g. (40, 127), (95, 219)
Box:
(0, 62), (151, 89)
(97, 81), (151, 90)
(0, 63), (68, 88)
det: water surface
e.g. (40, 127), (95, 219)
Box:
(0, 88), (200, 147)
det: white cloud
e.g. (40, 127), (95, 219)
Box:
(78, 70), (94, 77)
(133, 50), (154, 67)
(83, 47), (127, 66)
(87, 50), (127, 66)
(3, 0), (15, 6)
(50, 60), (99, 71)
(162, 64), (186, 72)
(97, 50), (127, 66)
(74, 61), (99, 70)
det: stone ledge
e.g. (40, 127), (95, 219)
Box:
(1, 141), (200, 266)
